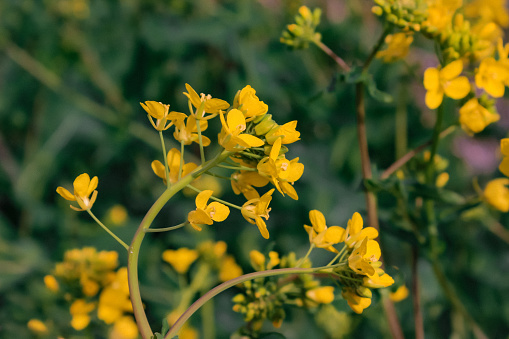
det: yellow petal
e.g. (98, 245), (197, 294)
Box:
(73, 173), (91, 197)
(425, 89), (444, 109)
(347, 212), (363, 235)
(227, 109), (246, 132)
(255, 218), (270, 239)
(309, 210), (326, 232)
(365, 240), (381, 260)
(188, 209), (212, 226)
(440, 59), (463, 80)
(56, 186), (76, 201)
(87, 176), (99, 196)
(484, 78), (506, 98)
(270, 137), (282, 160)
(237, 134), (264, 147)
(280, 181), (299, 200)
(195, 190), (213, 209)
(151, 160), (166, 179)
(444, 76), (470, 99)
(208, 202), (230, 222)
(501, 138), (509, 156)
(499, 157), (509, 177)
(324, 226), (346, 244)
(423, 67), (440, 90)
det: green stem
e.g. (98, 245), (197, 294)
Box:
(179, 141), (185, 181)
(144, 222), (188, 233)
(86, 209), (129, 250)
(327, 244), (348, 266)
(186, 184), (243, 211)
(128, 150), (232, 339)
(160, 131), (170, 189)
(195, 102), (206, 164)
(217, 164), (257, 171)
(295, 244), (314, 268)
(165, 265), (332, 338)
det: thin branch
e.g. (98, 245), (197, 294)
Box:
(412, 246), (424, 339)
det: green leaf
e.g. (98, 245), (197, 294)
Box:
(161, 318), (170, 336)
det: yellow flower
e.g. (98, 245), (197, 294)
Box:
(219, 255), (243, 281)
(231, 171), (270, 200)
(70, 299), (96, 330)
(236, 85), (268, 121)
(218, 109), (264, 151)
(187, 190), (230, 231)
(56, 173), (99, 211)
(499, 138), (509, 177)
(436, 172), (449, 188)
(151, 148), (198, 185)
(303, 210), (345, 253)
(249, 250), (266, 270)
(140, 101), (186, 131)
(389, 285), (409, 302)
(27, 319), (48, 334)
(110, 316), (138, 339)
(265, 120), (301, 145)
(98, 268), (132, 325)
(107, 204), (128, 226)
(306, 286), (335, 304)
(375, 32), (414, 63)
(184, 83), (230, 118)
(459, 98), (500, 134)
(348, 238), (382, 277)
(44, 274), (59, 292)
(342, 288), (372, 314)
(344, 212), (378, 248)
(423, 60), (471, 109)
(363, 272), (394, 288)
(484, 178), (509, 212)
(475, 57), (509, 97)
(173, 115), (210, 146)
(241, 189), (275, 239)
(464, 0), (509, 28)
(162, 248), (199, 274)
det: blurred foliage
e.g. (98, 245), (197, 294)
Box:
(0, 0), (508, 338)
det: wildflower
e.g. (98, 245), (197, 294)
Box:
(44, 275), (59, 292)
(363, 272), (395, 288)
(265, 120), (301, 145)
(110, 316), (138, 339)
(344, 212), (378, 248)
(162, 248), (199, 274)
(70, 299), (96, 330)
(236, 85), (269, 121)
(464, 0), (509, 28)
(219, 255), (243, 281)
(436, 172), (450, 188)
(218, 109), (264, 151)
(56, 173), (98, 211)
(151, 148), (198, 185)
(389, 285), (409, 302)
(184, 83), (229, 118)
(303, 210), (345, 252)
(231, 171), (269, 200)
(27, 319), (48, 334)
(280, 6), (322, 48)
(173, 115), (210, 146)
(107, 204), (128, 226)
(459, 98), (500, 134)
(475, 57), (509, 97)
(484, 178), (509, 212)
(241, 189), (275, 239)
(348, 238), (382, 276)
(140, 101), (186, 131)
(187, 190), (230, 231)
(250, 250), (267, 270)
(306, 286), (335, 304)
(342, 288), (371, 314)
(376, 32), (414, 63)
(97, 268), (132, 325)
(423, 60), (470, 109)
(499, 138), (509, 177)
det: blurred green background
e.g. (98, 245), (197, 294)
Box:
(1, 0), (508, 338)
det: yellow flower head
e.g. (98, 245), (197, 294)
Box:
(342, 288), (372, 314)
(241, 189), (275, 239)
(151, 148), (198, 185)
(475, 57), (509, 97)
(107, 204), (128, 226)
(140, 101), (186, 131)
(389, 285), (410, 302)
(184, 83), (230, 118)
(27, 319), (48, 334)
(231, 171), (270, 200)
(237, 85), (268, 121)
(265, 120), (301, 145)
(303, 210), (346, 253)
(110, 316), (138, 339)
(484, 178), (509, 212)
(70, 299), (96, 330)
(219, 255), (243, 281)
(97, 268), (132, 325)
(424, 60), (470, 109)
(306, 286), (335, 304)
(187, 190), (230, 231)
(44, 274), (59, 292)
(344, 212), (378, 248)
(173, 115), (211, 146)
(218, 109), (264, 151)
(498, 138), (509, 177)
(348, 238), (382, 277)
(458, 98), (500, 134)
(363, 272), (395, 288)
(376, 32), (414, 63)
(56, 173), (98, 211)
(162, 247), (199, 274)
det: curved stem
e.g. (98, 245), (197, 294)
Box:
(159, 131), (170, 189)
(295, 244), (314, 268)
(128, 150), (232, 339)
(86, 209), (129, 250)
(186, 184), (243, 211)
(144, 222), (188, 233)
(314, 41), (351, 72)
(165, 265), (332, 338)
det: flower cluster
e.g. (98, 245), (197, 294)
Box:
(484, 138), (509, 212)
(280, 6), (322, 49)
(45, 247), (137, 339)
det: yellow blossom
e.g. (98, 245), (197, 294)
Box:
(173, 115), (210, 146)
(348, 238), (382, 277)
(27, 319), (48, 334)
(459, 98), (500, 134)
(344, 212), (378, 248)
(56, 173), (99, 211)
(162, 248), (199, 274)
(464, 0), (509, 28)
(44, 275), (59, 292)
(231, 171), (269, 200)
(475, 57), (509, 97)
(484, 178), (509, 212)
(265, 120), (301, 145)
(107, 204), (128, 226)
(218, 109), (264, 151)
(498, 138), (509, 177)
(376, 32), (414, 63)
(237, 85), (268, 121)
(423, 60), (470, 109)
(187, 190), (230, 231)
(219, 255), (243, 281)
(249, 250), (266, 270)
(436, 172), (450, 188)
(70, 299), (96, 330)
(151, 148), (198, 185)
(241, 189), (275, 239)
(110, 316), (138, 339)
(389, 285), (410, 302)
(342, 288), (371, 314)
(98, 268), (132, 325)
(140, 101), (186, 131)
(303, 210), (345, 253)
(306, 286), (335, 304)
(363, 272), (395, 288)
(184, 83), (230, 118)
